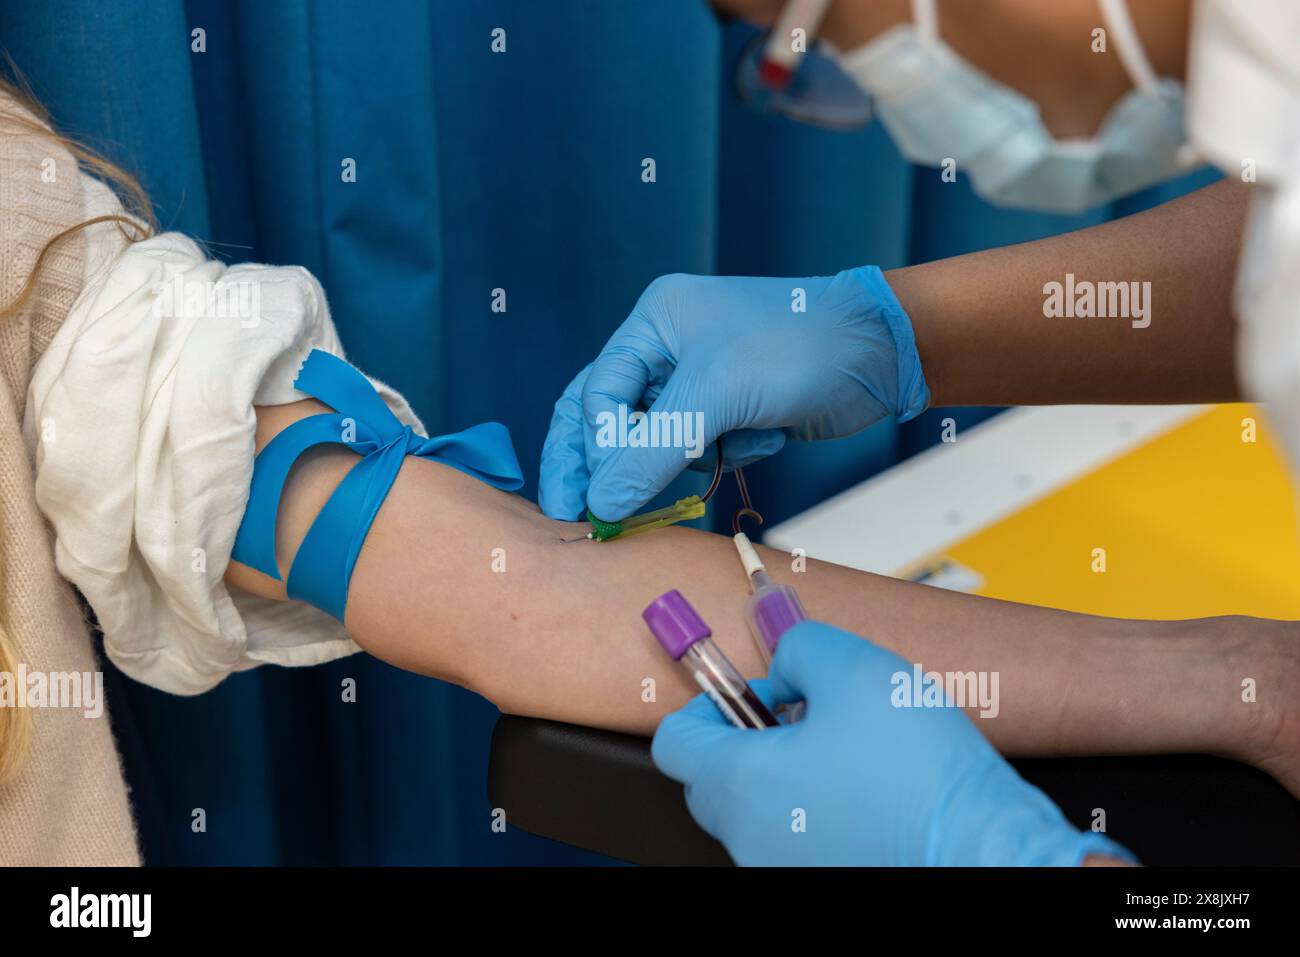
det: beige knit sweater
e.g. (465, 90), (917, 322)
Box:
(0, 93), (140, 864)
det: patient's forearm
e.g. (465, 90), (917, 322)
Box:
(225, 410), (1275, 766)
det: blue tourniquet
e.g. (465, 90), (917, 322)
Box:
(232, 349), (524, 620)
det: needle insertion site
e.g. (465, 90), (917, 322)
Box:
(562, 434), (764, 543)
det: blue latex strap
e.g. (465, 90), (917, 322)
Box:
(231, 349), (524, 620)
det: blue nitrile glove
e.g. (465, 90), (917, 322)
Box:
(653, 621), (1137, 867)
(538, 267), (929, 521)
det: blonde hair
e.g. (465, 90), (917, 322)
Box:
(0, 613), (27, 785)
(0, 72), (155, 785)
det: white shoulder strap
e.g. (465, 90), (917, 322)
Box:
(911, 0), (938, 44)
(1098, 0), (1162, 94)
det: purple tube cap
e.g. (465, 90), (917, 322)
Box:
(753, 589), (805, 655)
(643, 589), (711, 661)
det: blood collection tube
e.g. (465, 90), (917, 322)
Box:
(643, 590), (779, 730)
(734, 532), (807, 664)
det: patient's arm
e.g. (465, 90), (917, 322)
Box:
(226, 402), (1299, 797)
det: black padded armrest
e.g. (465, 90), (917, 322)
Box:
(488, 715), (1300, 866)
(489, 715), (731, 865)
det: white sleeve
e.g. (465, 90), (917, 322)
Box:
(1186, 0), (1300, 184)
(1187, 1), (1300, 480)
(24, 183), (424, 695)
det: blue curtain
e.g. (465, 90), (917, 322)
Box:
(0, 0), (1217, 864)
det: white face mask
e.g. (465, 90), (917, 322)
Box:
(837, 0), (1194, 214)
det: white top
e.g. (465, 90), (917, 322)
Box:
(1187, 0), (1300, 185)
(1186, 0), (1300, 480)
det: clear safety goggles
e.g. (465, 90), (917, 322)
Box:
(733, 32), (873, 131)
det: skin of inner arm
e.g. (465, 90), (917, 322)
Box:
(225, 405), (1299, 801)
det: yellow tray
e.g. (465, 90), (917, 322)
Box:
(941, 404), (1300, 618)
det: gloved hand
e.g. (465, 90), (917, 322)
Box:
(539, 267), (929, 521)
(653, 621), (1136, 867)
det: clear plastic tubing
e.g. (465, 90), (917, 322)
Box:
(642, 589), (779, 730)
(734, 533), (807, 664)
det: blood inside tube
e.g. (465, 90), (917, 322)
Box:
(687, 639), (780, 729)
(730, 683), (780, 728)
